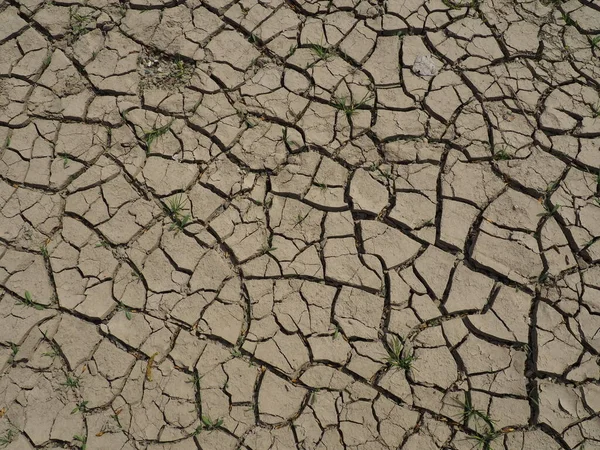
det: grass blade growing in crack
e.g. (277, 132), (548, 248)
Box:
(143, 120), (173, 149)
(386, 335), (416, 370)
(16, 291), (45, 310)
(0, 428), (16, 448)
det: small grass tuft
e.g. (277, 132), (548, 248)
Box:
(261, 244), (277, 254)
(309, 43), (335, 61)
(561, 11), (577, 26)
(110, 408), (123, 429)
(42, 53), (53, 70)
(493, 149), (511, 161)
(69, 7), (93, 41)
(386, 336), (416, 370)
(73, 434), (87, 450)
(165, 194), (191, 233)
(309, 389), (319, 405)
(118, 302), (133, 320)
(165, 194), (186, 216)
(537, 203), (561, 217)
(41, 330), (62, 359)
(173, 58), (188, 79)
(466, 429), (501, 450)
(16, 291), (45, 310)
(441, 0), (461, 9)
(71, 400), (89, 414)
(591, 35), (600, 49)
(194, 415), (223, 434)
(0, 428), (17, 448)
(63, 374), (81, 389)
(143, 120), (173, 149)
(454, 394), (496, 431)
(169, 213), (191, 233)
(333, 325), (340, 340)
(332, 93), (373, 119)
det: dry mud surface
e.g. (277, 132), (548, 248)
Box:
(1, 0), (600, 448)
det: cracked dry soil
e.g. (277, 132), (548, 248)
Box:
(0, 0), (599, 448)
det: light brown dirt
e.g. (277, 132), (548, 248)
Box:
(0, 0), (599, 449)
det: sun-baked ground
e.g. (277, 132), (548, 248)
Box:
(0, 0), (599, 449)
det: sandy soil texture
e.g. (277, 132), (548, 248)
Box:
(0, 0), (599, 448)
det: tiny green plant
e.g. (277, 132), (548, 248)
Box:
(194, 415), (223, 434)
(261, 244), (277, 254)
(386, 336), (416, 370)
(561, 11), (577, 26)
(332, 93), (373, 119)
(466, 429), (501, 450)
(73, 434), (87, 450)
(314, 182), (327, 191)
(441, 0), (461, 9)
(95, 240), (109, 248)
(173, 58), (187, 79)
(309, 42), (335, 61)
(281, 127), (298, 148)
(69, 7), (93, 40)
(4, 136), (11, 148)
(166, 194), (186, 216)
(42, 345), (60, 359)
(187, 372), (202, 386)
(143, 120), (173, 149)
(377, 168), (394, 180)
(41, 330), (61, 359)
(109, 408), (123, 429)
(118, 302), (133, 320)
(42, 53), (52, 69)
(493, 149), (511, 161)
(165, 194), (191, 233)
(333, 325), (340, 340)
(309, 389), (319, 405)
(545, 181), (558, 193)
(591, 35), (600, 49)
(537, 203), (561, 217)
(454, 394), (496, 431)
(62, 154), (70, 168)
(16, 291), (45, 310)
(40, 244), (49, 258)
(71, 400), (89, 414)
(169, 213), (191, 233)
(0, 428), (16, 448)
(63, 374), (81, 389)
(590, 102), (600, 118)
(8, 343), (19, 365)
